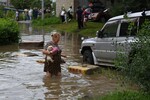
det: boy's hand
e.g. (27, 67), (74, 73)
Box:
(61, 54), (67, 58)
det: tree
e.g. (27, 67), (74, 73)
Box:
(111, 0), (150, 16)
(10, 0), (53, 11)
(30, 0), (52, 9)
(10, 0), (32, 9)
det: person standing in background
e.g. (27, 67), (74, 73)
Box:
(76, 6), (83, 29)
(33, 7), (38, 19)
(15, 9), (19, 21)
(67, 6), (73, 21)
(28, 8), (33, 20)
(60, 7), (66, 23)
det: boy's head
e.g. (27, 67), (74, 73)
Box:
(51, 31), (61, 43)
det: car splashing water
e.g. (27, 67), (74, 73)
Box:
(0, 23), (120, 100)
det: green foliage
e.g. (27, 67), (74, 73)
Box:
(111, 0), (150, 16)
(32, 17), (61, 26)
(30, 0), (52, 9)
(19, 12), (25, 20)
(0, 5), (4, 18)
(110, 2), (125, 16)
(116, 20), (150, 92)
(44, 13), (51, 18)
(10, 0), (32, 9)
(98, 91), (150, 100)
(0, 18), (20, 45)
(5, 10), (15, 19)
(10, 0), (52, 9)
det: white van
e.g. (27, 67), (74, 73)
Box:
(80, 10), (150, 67)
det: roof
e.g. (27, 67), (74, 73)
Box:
(108, 10), (150, 21)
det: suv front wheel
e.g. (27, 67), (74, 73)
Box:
(83, 50), (94, 64)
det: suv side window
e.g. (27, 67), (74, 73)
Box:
(120, 18), (137, 36)
(101, 21), (119, 37)
(120, 22), (129, 36)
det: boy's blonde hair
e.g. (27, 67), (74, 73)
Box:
(51, 31), (61, 38)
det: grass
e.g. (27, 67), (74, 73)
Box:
(32, 18), (104, 37)
(91, 91), (150, 100)
(51, 20), (103, 37)
(79, 90), (150, 100)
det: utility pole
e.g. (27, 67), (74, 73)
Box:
(41, 0), (44, 20)
(41, 0), (45, 45)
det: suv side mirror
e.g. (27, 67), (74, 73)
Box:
(96, 30), (103, 38)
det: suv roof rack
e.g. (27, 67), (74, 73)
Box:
(108, 10), (150, 21)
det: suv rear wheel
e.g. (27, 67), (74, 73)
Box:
(83, 50), (94, 64)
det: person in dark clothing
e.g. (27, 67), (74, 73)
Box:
(33, 7), (38, 19)
(76, 6), (83, 29)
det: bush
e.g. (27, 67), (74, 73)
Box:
(116, 20), (150, 92)
(0, 6), (4, 18)
(44, 13), (51, 18)
(19, 12), (25, 21)
(0, 18), (20, 45)
(110, 2), (125, 16)
(5, 10), (15, 19)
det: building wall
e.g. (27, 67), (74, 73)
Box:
(0, 0), (10, 6)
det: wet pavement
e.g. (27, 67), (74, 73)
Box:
(0, 22), (122, 100)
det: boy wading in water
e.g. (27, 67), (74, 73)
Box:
(42, 32), (63, 77)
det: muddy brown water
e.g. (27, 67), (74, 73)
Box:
(0, 23), (123, 100)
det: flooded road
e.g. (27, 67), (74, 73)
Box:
(0, 22), (121, 100)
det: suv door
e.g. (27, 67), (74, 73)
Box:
(94, 20), (119, 62)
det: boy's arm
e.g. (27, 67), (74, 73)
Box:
(42, 49), (50, 55)
(49, 47), (59, 55)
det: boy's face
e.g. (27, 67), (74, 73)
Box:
(52, 34), (60, 43)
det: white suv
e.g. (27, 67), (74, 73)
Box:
(80, 10), (150, 67)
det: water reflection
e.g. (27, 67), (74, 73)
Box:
(19, 22), (43, 35)
(0, 44), (19, 52)
(43, 77), (62, 100)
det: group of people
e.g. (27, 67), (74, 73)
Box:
(60, 5), (92, 29)
(60, 6), (73, 23)
(15, 7), (53, 21)
(15, 8), (37, 21)
(24, 8), (33, 20)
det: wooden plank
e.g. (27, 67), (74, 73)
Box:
(68, 64), (100, 75)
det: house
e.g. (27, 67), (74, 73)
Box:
(0, 0), (10, 6)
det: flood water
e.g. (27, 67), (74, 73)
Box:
(0, 22), (121, 100)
